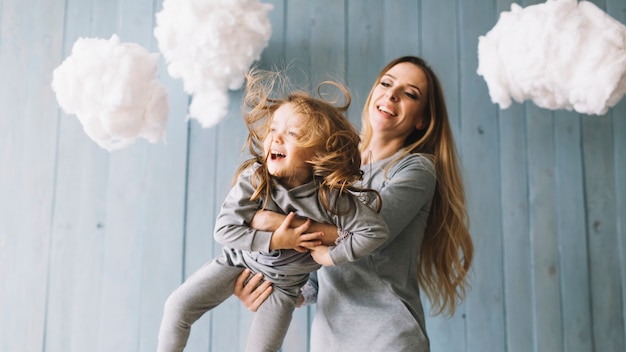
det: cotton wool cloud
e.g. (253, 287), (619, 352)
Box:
(52, 35), (169, 151)
(477, 0), (626, 115)
(154, 0), (273, 128)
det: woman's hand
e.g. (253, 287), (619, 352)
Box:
(233, 269), (273, 312)
(269, 212), (325, 252)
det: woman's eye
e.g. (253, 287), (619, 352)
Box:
(380, 81), (391, 87)
(405, 92), (418, 100)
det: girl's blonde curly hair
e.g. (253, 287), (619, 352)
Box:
(234, 68), (380, 215)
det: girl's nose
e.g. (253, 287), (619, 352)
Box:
(272, 132), (283, 144)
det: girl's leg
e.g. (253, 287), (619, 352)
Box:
(244, 289), (298, 352)
(157, 258), (244, 352)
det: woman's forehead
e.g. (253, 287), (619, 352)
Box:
(384, 62), (428, 91)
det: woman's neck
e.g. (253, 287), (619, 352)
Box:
(361, 136), (404, 165)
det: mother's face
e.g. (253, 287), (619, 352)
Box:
(368, 62), (429, 141)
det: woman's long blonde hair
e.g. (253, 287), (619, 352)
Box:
(361, 56), (474, 316)
(236, 68), (379, 215)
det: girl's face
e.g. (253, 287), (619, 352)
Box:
(368, 62), (428, 141)
(263, 102), (314, 188)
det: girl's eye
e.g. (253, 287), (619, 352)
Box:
(288, 131), (298, 138)
(380, 81), (391, 88)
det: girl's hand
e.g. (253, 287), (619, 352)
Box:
(309, 245), (334, 266)
(269, 212), (324, 252)
(233, 269), (273, 312)
(251, 210), (339, 246)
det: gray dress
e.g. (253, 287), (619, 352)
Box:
(157, 164), (389, 352)
(310, 152), (436, 352)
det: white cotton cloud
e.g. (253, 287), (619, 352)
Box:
(51, 34), (169, 151)
(154, 0), (273, 128)
(477, 0), (626, 115)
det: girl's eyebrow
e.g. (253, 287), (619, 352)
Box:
(384, 73), (423, 95)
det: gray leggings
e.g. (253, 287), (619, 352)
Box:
(157, 255), (299, 352)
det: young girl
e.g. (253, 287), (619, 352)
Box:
(156, 69), (390, 352)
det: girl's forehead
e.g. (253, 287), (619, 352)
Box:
(272, 103), (306, 126)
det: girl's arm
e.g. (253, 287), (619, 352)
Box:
(215, 169), (325, 252)
(251, 210), (339, 246)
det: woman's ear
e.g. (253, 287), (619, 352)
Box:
(415, 116), (426, 130)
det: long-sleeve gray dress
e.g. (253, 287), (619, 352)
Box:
(157, 164), (389, 352)
(310, 152), (436, 352)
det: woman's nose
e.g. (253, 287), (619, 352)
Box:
(385, 89), (398, 101)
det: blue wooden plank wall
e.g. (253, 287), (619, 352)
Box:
(1, 0), (625, 351)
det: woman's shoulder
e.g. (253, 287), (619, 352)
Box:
(388, 152), (435, 176)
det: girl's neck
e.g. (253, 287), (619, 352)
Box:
(361, 136), (404, 165)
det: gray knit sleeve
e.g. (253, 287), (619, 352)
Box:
(213, 166), (273, 252)
(327, 192), (390, 265)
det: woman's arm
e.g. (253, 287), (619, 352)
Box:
(234, 210), (338, 310)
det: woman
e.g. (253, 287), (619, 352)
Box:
(235, 56), (474, 351)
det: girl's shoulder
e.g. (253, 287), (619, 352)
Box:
(237, 161), (262, 178)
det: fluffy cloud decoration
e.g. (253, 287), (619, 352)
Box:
(477, 0), (626, 115)
(52, 35), (169, 151)
(154, 0), (273, 128)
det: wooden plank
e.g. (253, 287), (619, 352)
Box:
(499, 103), (534, 352)
(419, 1), (468, 351)
(346, 0), (384, 126)
(383, 0), (420, 61)
(582, 111), (624, 351)
(89, 0), (175, 350)
(130, 1), (190, 350)
(259, 0), (285, 70)
(284, 0), (312, 90)
(0, 0), (65, 351)
(582, 9), (623, 350)
(487, 3), (533, 352)
(605, 2), (626, 348)
(309, 0), (345, 87)
(611, 96), (626, 352)
(421, 0), (456, 137)
(554, 110), (593, 351)
(44, 0), (109, 350)
(181, 120), (216, 351)
(526, 106), (563, 352)
(457, 1), (506, 351)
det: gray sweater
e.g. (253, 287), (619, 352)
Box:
(214, 164), (390, 287)
(310, 152), (436, 352)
